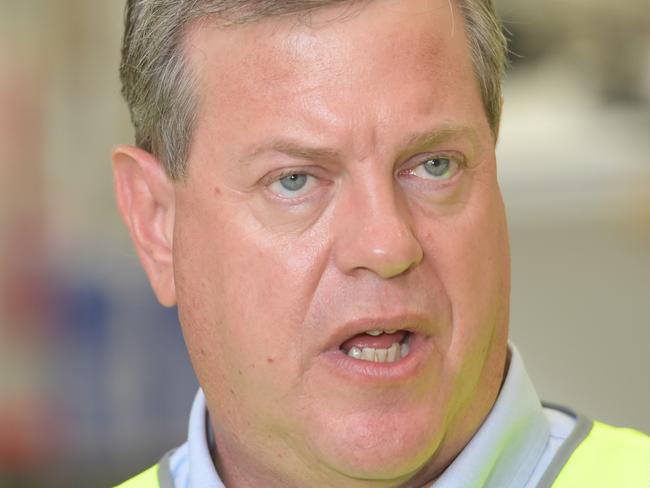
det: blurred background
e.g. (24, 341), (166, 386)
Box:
(0, 0), (648, 486)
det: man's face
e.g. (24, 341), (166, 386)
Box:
(172, 0), (510, 485)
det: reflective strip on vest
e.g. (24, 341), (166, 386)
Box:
(551, 421), (650, 488)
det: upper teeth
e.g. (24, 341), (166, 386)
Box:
(366, 329), (398, 336)
(347, 341), (410, 363)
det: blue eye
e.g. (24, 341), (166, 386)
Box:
(279, 174), (308, 192)
(268, 172), (315, 198)
(411, 156), (459, 180)
(424, 158), (451, 178)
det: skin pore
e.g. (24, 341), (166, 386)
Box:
(112, 0), (511, 486)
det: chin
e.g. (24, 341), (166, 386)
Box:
(308, 405), (445, 483)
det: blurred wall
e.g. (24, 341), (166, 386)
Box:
(0, 1), (648, 486)
(0, 2), (197, 486)
(496, 0), (650, 432)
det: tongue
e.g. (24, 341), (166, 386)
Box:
(340, 331), (407, 352)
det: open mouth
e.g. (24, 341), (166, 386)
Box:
(339, 329), (412, 363)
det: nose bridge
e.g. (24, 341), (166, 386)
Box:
(333, 170), (423, 278)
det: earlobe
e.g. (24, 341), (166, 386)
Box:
(112, 145), (177, 307)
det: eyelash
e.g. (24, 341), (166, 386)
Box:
(400, 153), (465, 180)
(262, 166), (311, 184)
(263, 167), (324, 202)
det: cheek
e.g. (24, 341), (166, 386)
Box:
(172, 198), (330, 415)
(412, 180), (509, 415)
(418, 181), (509, 350)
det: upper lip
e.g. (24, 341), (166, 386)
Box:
(322, 313), (435, 353)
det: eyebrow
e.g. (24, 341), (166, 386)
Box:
(399, 125), (479, 154)
(240, 125), (478, 164)
(241, 140), (341, 164)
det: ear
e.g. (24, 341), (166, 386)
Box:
(112, 145), (177, 307)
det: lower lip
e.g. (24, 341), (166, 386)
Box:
(320, 333), (435, 383)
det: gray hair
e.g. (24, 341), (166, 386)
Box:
(120, 0), (508, 180)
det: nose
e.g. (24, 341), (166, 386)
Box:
(333, 176), (423, 279)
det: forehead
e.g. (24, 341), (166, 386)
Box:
(184, 0), (487, 158)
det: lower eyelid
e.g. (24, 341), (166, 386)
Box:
(267, 175), (327, 201)
(269, 182), (311, 198)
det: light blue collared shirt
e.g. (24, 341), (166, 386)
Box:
(167, 346), (576, 487)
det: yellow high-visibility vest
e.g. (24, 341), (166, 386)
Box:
(115, 418), (650, 487)
(115, 464), (160, 488)
(549, 421), (650, 488)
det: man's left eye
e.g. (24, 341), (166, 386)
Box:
(411, 156), (459, 180)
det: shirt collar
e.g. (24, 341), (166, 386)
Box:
(431, 344), (550, 488)
(187, 389), (224, 487)
(187, 344), (549, 488)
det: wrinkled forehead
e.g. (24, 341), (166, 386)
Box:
(186, 0), (473, 109)
(184, 0), (461, 86)
(180, 0), (489, 165)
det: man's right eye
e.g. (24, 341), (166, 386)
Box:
(268, 173), (314, 198)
